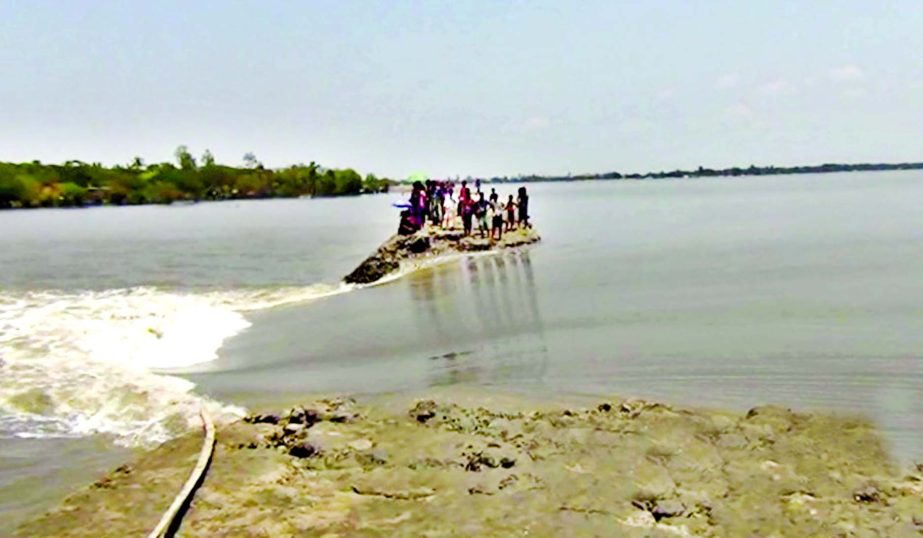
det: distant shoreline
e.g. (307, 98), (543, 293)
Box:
(0, 148), (393, 210)
(482, 161), (923, 184)
(4, 157), (922, 211)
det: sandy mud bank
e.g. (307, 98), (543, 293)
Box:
(17, 391), (923, 537)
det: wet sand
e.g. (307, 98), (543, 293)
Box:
(17, 388), (923, 537)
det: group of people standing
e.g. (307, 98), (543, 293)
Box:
(398, 179), (531, 239)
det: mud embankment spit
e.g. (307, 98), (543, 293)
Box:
(344, 226), (541, 284)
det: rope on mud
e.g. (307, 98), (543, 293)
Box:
(147, 409), (216, 538)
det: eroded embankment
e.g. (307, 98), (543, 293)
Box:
(344, 227), (541, 284)
(17, 392), (923, 537)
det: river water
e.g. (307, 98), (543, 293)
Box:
(2, 172), (922, 530)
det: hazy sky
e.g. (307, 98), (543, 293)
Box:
(2, 1), (922, 178)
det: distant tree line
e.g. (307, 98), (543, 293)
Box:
(0, 146), (391, 209)
(486, 161), (923, 184)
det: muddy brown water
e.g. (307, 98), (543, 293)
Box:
(2, 172), (923, 531)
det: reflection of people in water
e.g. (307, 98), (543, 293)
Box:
(518, 250), (544, 328)
(408, 267), (451, 346)
(411, 249), (549, 387)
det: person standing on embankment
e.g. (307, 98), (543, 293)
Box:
(505, 194), (517, 231)
(475, 192), (490, 237)
(517, 186), (530, 228)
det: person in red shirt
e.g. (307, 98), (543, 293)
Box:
(504, 194), (517, 231)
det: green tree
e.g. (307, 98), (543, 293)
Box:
(0, 166), (28, 207)
(157, 163), (201, 200)
(0, 149), (390, 208)
(202, 149), (215, 167)
(333, 168), (362, 195)
(58, 182), (88, 206)
(243, 152), (261, 169)
(142, 181), (184, 204)
(0, 172), (41, 207)
(234, 171), (267, 197)
(57, 161), (93, 187)
(362, 173), (390, 193)
(315, 169), (336, 196)
(175, 145), (197, 171)
(200, 164), (234, 199)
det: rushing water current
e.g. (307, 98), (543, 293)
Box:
(2, 172), (922, 528)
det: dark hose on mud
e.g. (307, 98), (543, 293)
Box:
(147, 409), (216, 538)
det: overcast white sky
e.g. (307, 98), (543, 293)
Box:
(1, 1), (922, 178)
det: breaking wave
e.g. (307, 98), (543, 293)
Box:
(0, 284), (350, 447)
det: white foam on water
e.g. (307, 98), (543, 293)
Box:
(0, 250), (479, 448)
(204, 283), (353, 312)
(0, 284), (349, 447)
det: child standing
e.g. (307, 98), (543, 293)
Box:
(462, 197), (474, 235)
(504, 194), (516, 231)
(442, 187), (456, 228)
(491, 198), (504, 240)
(475, 192), (489, 237)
